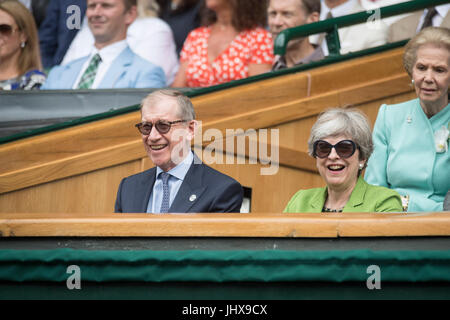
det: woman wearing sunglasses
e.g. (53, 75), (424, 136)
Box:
(284, 108), (402, 213)
(0, 0), (45, 90)
(365, 27), (450, 212)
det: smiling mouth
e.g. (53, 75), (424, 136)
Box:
(328, 165), (345, 171)
(150, 144), (167, 151)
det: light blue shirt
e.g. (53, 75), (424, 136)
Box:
(147, 152), (194, 213)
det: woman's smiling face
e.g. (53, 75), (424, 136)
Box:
(315, 135), (364, 192)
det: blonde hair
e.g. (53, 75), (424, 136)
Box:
(403, 27), (450, 77)
(0, 0), (42, 75)
(137, 0), (159, 17)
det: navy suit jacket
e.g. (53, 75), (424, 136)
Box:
(115, 159), (244, 213)
(39, 0), (86, 69)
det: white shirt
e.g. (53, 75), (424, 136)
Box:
(63, 16), (179, 85)
(416, 4), (450, 32)
(72, 40), (128, 89)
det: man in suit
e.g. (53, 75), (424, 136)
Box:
(39, 0), (86, 69)
(115, 89), (244, 213)
(42, 0), (165, 89)
(388, 5), (450, 42)
(268, 0), (324, 70)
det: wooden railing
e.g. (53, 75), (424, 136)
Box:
(1, 212), (449, 237)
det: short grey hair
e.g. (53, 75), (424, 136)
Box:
(403, 27), (450, 78)
(141, 89), (196, 121)
(307, 108), (374, 162)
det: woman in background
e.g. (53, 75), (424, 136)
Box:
(365, 27), (450, 212)
(284, 108), (402, 213)
(172, 0), (273, 87)
(0, 0), (45, 90)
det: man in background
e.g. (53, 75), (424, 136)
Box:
(268, 0), (324, 70)
(42, 0), (165, 89)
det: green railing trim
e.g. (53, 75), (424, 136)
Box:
(0, 40), (408, 145)
(274, 0), (449, 56)
(1, 248), (450, 283)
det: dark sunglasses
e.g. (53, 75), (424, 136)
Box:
(135, 120), (188, 135)
(0, 24), (16, 36)
(313, 140), (358, 159)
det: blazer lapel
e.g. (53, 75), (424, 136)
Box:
(98, 46), (133, 88)
(137, 168), (157, 212)
(169, 158), (207, 213)
(310, 186), (327, 211)
(64, 57), (88, 89)
(345, 177), (367, 210)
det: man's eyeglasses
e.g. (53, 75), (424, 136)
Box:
(0, 24), (17, 37)
(313, 140), (358, 159)
(135, 120), (188, 135)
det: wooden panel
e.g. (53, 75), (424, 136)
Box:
(1, 212), (449, 238)
(0, 160), (142, 214)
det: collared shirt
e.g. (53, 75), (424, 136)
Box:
(319, 0), (357, 21)
(416, 4), (450, 32)
(147, 151), (194, 213)
(272, 45), (325, 71)
(72, 40), (128, 89)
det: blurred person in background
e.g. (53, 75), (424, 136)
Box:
(0, 0), (45, 90)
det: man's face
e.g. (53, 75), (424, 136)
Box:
(140, 96), (196, 172)
(86, 0), (136, 48)
(268, 0), (309, 39)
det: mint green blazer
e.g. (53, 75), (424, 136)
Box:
(284, 177), (403, 213)
(365, 99), (450, 212)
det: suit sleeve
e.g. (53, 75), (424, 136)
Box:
(365, 104), (390, 187)
(211, 180), (243, 213)
(114, 179), (124, 213)
(38, 0), (60, 69)
(135, 64), (166, 89)
(40, 65), (63, 89)
(408, 195), (444, 212)
(375, 190), (403, 213)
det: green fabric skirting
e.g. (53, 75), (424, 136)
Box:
(1, 249), (449, 283)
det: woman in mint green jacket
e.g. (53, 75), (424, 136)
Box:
(365, 27), (450, 212)
(284, 108), (402, 213)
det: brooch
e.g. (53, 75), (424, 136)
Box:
(434, 125), (449, 153)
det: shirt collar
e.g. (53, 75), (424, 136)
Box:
(156, 151), (194, 181)
(320, 0), (357, 20)
(90, 40), (128, 65)
(436, 4), (450, 18)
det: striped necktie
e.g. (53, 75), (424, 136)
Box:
(77, 54), (101, 89)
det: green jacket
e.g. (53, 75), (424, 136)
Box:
(284, 177), (403, 213)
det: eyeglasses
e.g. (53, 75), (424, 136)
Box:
(313, 140), (358, 159)
(135, 120), (188, 135)
(0, 24), (17, 37)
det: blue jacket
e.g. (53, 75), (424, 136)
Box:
(42, 46), (166, 89)
(39, 0), (86, 69)
(365, 99), (450, 212)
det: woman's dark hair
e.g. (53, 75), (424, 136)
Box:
(201, 0), (267, 31)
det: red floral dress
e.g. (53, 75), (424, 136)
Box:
(180, 26), (274, 87)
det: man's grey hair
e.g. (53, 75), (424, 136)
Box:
(307, 108), (374, 162)
(141, 89), (196, 121)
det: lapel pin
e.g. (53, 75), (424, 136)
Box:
(189, 194), (197, 202)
